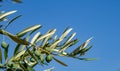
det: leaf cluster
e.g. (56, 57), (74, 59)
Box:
(0, 11), (95, 71)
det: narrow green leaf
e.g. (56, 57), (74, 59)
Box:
(0, 48), (2, 63)
(1, 41), (9, 61)
(21, 26), (41, 50)
(59, 39), (79, 52)
(53, 57), (68, 66)
(78, 58), (97, 61)
(0, 10), (17, 20)
(36, 29), (56, 42)
(64, 32), (76, 44)
(16, 28), (37, 52)
(31, 28), (41, 35)
(14, 27), (39, 53)
(14, 44), (21, 56)
(0, 17), (7, 22)
(82, 37), (93, 48)
(70, 37), (93, 56)
(4, 48), (8, 61)
(20, 33), (31, 51)
(49, 28), (73, 49)
(53, 35), (58, 42)
(30, 32), (40, 45)
(59, 28), (72, 39)
(83, 46), (92, 52)
(49, 39), (63, 49)
(79, 46), (92, 56)
(4, 15), (22, 29)
(14, 50), (26, 59)
(41, 29), (55, 47)
(14, 35), (31, 56)
(39, 29), (57, 49)
(17, 25), (42, 37)
(44, 67), (54, 71)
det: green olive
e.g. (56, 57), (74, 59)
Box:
(1, 41), (9, 49)
(45, 55), (53, 63)
(34, 50), (40, 57)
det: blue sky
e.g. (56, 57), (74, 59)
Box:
(1, 0), (120, 71)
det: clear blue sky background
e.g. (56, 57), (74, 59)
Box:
(0, 0), (120, 71)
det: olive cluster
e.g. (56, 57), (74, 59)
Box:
(34, 49), (53, 64)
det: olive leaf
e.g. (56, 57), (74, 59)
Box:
(70, 37), (93, 56)
(41, 29), (56, 48)
(4, 15), (22, 29)
(53, 57), (68, 66)
(1, 41), (9, 61)
(59, 28), (72, 39)
(49, 39), (63, 49)
(13, 43), (21, 56)
(37, 29), (56, 41)
(50, 28), (73, 49)
(59, 39), (79, 52)
(16, 25), (42, 37)
(13, 50), (26, 60)
(0, 11), (7, 21)
(63, 32), (76, 45)
(14, 36), (30, 56)
(79, 46), (92, 56)
(19, 34), (31, 51)
(4, 46), (8, 61)
(0, 10), (17, 20)
(16, 27), (41, 53)
(30, 32), (41, 45)
(44, 67), (54, 71)
(77, 58), (97, 61)
(0, 48), (2, 63)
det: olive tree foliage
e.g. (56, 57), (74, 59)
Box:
(0, 0), (95, 71)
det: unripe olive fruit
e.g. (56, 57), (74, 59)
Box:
(45, 55), (53, 63)
(34, 50), (40, 57)
(1, 41), (9, 49)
